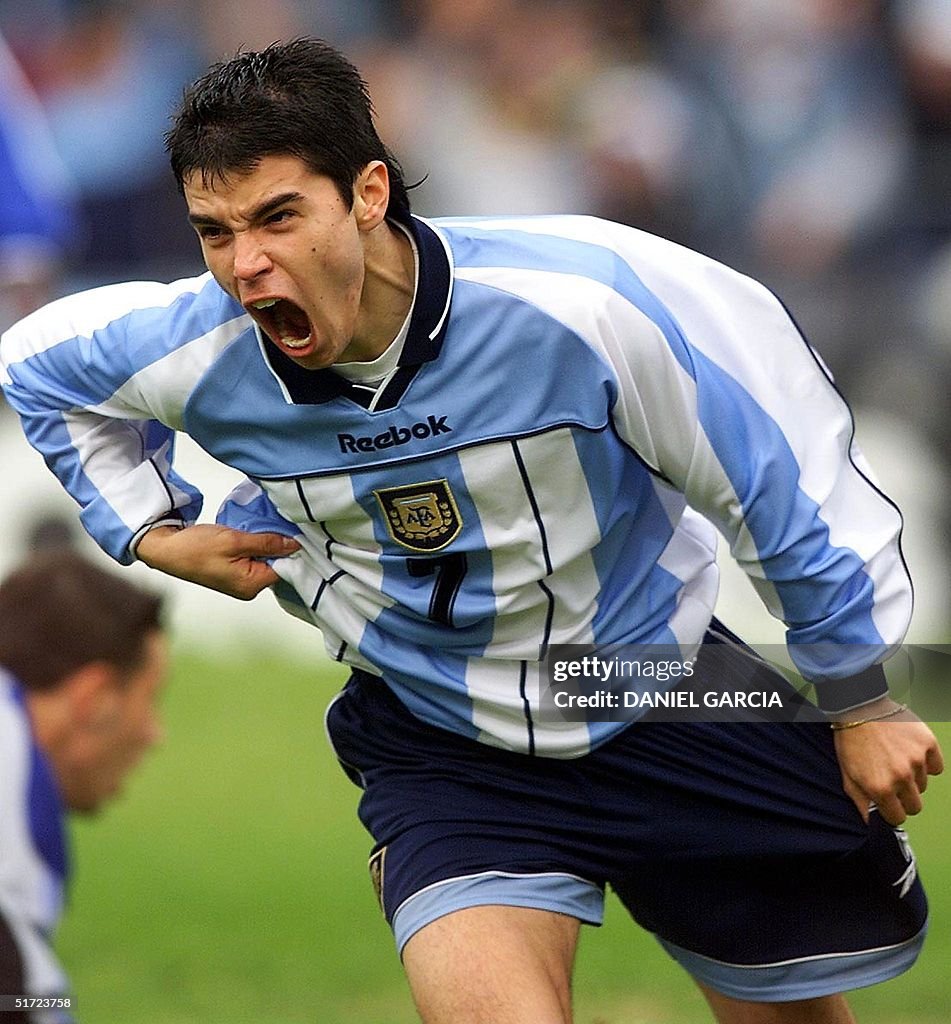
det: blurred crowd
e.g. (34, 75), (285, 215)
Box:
(1, 0), (950, 621)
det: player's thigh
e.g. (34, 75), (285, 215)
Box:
(696, 983), (856, 1024)
(402, 904), (580, 1024)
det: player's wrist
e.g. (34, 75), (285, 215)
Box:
(133, 520), (185, 565)
(828, 696), (908, 731)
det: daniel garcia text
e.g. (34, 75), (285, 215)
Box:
(552, 688), (784, 710)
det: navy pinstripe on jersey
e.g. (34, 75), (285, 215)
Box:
(1, 215), (910, 755)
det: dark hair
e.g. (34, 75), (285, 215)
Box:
(0, 552), (164, 692)
(165, 37), (411, 221)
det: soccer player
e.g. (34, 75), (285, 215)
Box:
(0, 553), (166, 1023)
(0, 38), (944, 1024)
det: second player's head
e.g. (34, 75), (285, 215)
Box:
(0, 552), (168, 814)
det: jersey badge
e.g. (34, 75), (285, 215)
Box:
(374, 479), (462, 552)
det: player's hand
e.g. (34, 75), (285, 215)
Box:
(135, 524), (300, 600)
(832, 698), (944, 826)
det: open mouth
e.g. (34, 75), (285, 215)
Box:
(249, 298), (313, 351)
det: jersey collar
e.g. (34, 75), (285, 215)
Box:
(261, 213), (454, 405)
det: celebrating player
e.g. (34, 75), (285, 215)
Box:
(0, 38), (943, 1024)
(0, 552), (166, 1022)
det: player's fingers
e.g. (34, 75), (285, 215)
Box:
(248, 561), (280, 589)
(926, 744), (945, 776)
(897, 781), (924, 818)
(873, 792), (908, 826)
(229, 530), (300, 558)
(842, 777), (870, 824)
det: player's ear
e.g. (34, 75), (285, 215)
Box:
(64, 662), (123, 730)
(353, 161), (390, 232)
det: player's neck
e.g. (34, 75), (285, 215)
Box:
(349, 220), (416, 362)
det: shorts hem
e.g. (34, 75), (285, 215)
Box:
(658, 918), (929, 1002)
(392, 870), (604, 955)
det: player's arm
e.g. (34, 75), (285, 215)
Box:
(614, 265), (905, 703)
(0, 282), (297, 595)
(137, 470), (303, 601)
(136, 524), (299, 600)
(137, 468), (303, 601)
(602, 234), (942, 819)
(0, 282), (205, 563)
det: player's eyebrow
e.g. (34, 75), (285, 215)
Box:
(187, 191), (306, 229)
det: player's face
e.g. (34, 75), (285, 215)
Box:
(67, 631), (168, 814)
(184, 154), (380, 369)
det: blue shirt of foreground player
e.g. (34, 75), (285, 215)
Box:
(0, 672), (71, 1021)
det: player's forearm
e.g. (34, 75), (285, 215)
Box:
(136, 523), (299, 600)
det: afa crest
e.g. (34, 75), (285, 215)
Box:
(374, 479), (462, 552)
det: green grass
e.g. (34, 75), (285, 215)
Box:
(57, 651), (951, 1023)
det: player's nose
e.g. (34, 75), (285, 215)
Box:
(233, 232), (272, 281)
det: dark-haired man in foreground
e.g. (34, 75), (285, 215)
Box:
(1, 38), (943, 1024)
(0, 553), (166, 1023)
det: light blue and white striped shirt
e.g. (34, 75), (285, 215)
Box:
(1, 215), (911, 755)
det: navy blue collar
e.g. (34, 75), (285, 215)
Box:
(263, 214), (453, 405)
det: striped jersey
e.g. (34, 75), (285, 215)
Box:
(0, 672), (72, 1020)
(1, 215), (911, 756)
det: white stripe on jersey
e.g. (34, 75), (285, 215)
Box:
(457, 432), (602, 652)
(466, 658), (593, 756)
(63, 415), (178, 534)
(652, 484), (721, 652)
(95, 315), (251, 428)
(0, 276), (211, 384)
(264, 474), (392, 669)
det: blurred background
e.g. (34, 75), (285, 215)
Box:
(1, 2), (950, 1021)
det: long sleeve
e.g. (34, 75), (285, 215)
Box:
(1, 276), (244, 563)
(600, 224), (911, 711)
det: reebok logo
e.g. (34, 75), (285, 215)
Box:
(338, 415), (452, 454)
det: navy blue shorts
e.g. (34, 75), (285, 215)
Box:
(324, 634), (928, 1002)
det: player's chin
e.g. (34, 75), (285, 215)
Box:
(68, 789), (110, 816)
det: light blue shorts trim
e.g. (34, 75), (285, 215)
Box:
(392, 870), (604, 954)
(658, 918), (929, 1002)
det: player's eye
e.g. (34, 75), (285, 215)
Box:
(266, 209), (295, 226)
(197, 225), (227, 243)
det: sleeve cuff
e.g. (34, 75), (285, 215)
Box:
(812, 663), (889, 715)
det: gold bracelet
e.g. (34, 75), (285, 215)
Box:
(830, 703), (908, 731)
